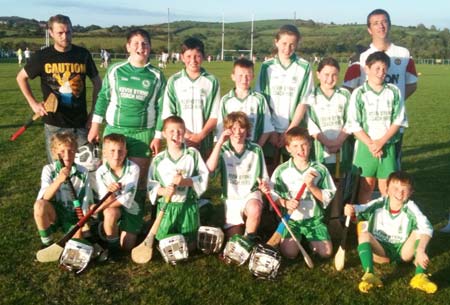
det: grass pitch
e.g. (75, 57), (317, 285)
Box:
(0, 61), (449, 305)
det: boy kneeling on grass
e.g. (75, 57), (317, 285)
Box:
(34, 132), (92, 246)
(344, 171), (437, 294)
(95, 133), (141, 252)
(262, 127), (336, 260)
(207, 111), (269, 239)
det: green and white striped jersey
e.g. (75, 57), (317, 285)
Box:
(157, 68), (220, 137)
(37, 161), (92, 214)
(93, 60), (165, 129)
(355, 197), (433, 245)
(346, 81), (407, 142)
(256, 54), (314, 132)
(216, 89), (274, 142)
(217, 140), (269, 201)
(307, 87), (351, 164)
(147, 145), (209, 205)
(95, 159), (140, 215)
(271, 160), (336, 221)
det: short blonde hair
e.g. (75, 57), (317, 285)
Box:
(50, 131), (78, 159)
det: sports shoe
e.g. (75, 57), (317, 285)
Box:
(358, 272), (383, 293)
(409, 273), (437, 294)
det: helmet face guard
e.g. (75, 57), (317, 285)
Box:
(158, 234), (189, 265)
(222, 234), (255, 266)
(75, 143), (101, 172)
(197, 226), (224, 254)
(248, 243), (281, 280)
(59, 239), (94, 274)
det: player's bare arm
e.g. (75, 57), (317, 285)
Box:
(16, 69), (47, 116)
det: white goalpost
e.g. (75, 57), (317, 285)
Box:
(221, 14), (254, 61)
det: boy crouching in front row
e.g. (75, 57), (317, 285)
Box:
(34, 132), (92, 246)
(345, 171), (437, 294)
(95, 133), (142, 252)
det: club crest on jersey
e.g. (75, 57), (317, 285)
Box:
(394, 58), (401, 65)
(142, 79), (151, 88)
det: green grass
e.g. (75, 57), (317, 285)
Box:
(0, 62), (449, 305)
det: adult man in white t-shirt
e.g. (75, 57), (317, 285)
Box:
(344, 9), (417, 169)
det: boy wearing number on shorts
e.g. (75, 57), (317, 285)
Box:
(147, 116), (209, 250)
(94, 133), (141, 251)
(207, 111), (269, 239)
(344, 171), (437, 294)
(346, 51), (407, 203)
(34, 132), (92, 246)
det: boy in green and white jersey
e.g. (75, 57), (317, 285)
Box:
(306, 57), (351, 177)
(256, 24), (314, 172)
(88, 29), (166, 215)
(34, 132), (92, 246)
(94, 134), (141, 251)
(207, 112), (269, 238)
(155, 37), (220, 158)
(346, 51), (407, 204)
(148, 116), (209, 250)
(216, 58), (273, 147)
(267, 127), (335, 260)
(344, 171), (437, 294)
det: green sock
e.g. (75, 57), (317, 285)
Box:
(358, 242), (374, 273)
(414, 239), (426, 274)
(38, 227), (53, 245)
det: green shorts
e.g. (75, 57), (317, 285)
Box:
(156, 199), (199, 243)
(353, 140), (397, 179)
(119, 205), (144, 234)
(51, 201), (78, 233)
(104, 125), (154, 158)
(379, 240), (403, 263)
(282, 217), (330, 242)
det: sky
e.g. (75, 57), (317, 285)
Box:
(2, 0), (450, 30)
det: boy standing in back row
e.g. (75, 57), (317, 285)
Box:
(155, 37), (220, 158)
(346, 51), (407, 204)
(344, 9), (417, 169)
(216, 58), (274, 147)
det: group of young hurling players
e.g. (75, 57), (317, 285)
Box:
(30, 9), (439, 294)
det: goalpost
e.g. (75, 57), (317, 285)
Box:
(221, 14), (254, 61)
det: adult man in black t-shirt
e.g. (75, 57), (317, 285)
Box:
(16, 14), (102, 161)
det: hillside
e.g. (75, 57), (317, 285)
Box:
(0, 16), (449, 60)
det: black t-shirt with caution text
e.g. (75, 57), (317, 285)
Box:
(25, 44), (99, 128)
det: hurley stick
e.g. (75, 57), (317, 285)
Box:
(36, 190), (115, 262)
(10, 93), (58, 141)
(260, 182), (314, 269)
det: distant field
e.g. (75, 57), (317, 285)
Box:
(0, 62), (449, 305)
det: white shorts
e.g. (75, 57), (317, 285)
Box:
(224, 191), (262, 229)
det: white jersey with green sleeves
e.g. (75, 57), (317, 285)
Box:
(307, 87), (351, 164)
(346, 81), (407, 142)
(147, 145), (209, 204)
(157, 68), (220, 137)
(256, 54), (314, 132)
(92, 60), (165, 129)
(217, 140), (269, 200)
(271, 160), (336, 221)
(95, 159), (140, 215)
(354, 196), (433, 246)
(37, 161), (92, 214)
(216, 89), (274, 142)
